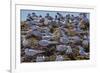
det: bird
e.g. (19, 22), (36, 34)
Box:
(25, 48), (45, 56)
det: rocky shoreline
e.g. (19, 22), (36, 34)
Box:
(21, 12), (89, 62)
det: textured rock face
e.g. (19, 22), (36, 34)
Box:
(21, 12), (90, 62)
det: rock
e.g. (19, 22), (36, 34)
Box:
(21, 11), (90, 62)
(22, 35), (30, 47)
(78, 46), (88, 56)
(40, 27), (52, 36)
(65, 46), (73, 54)
(25, 48), (45, 56)
(39, 40), (58, 46)
(69, 36), (81, 41)
(82, 40), (89, 47)
(32, 30), (42, 37)
(39, 40), (49, 46)
(56, 45), (67, 52)
(42, 36), (53, 40)
(36, 56), (45, 62)
(31, 25), (40, 31)
(44, 18), (49, 25)
(60, 36), (69, 44)
(56, 55), (64, 61)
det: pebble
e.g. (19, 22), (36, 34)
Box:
(56, 55), (64, 61)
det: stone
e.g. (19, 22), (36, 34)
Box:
(82, 40), (89, 48)
(65, 46), (73, 54)
(42, 36), (53, 40)
(60, 37), (69, 44)
(56, 55), (64, 61)
(56, 45), (67, 52)
(36, 56), (45, 62)
(39, 40), (49, 46)
(25, 48), (45, 56)
(22, 35), (30, 47)
(78, 46), (87, 56)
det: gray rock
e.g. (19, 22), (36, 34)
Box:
(36, 56), (45, 62)
(65, 46), (73, 54)
(56, 55), (64, 61)
(78, 46), (88, 56)
(39, 40), (49, 46)
(22, 35), (30, 47)
(82, 40), (89, 47)
(32, 30), (42, 37)
(42, 36), (53, 40)
(60, 37), (69, 44)
(25, 48), (45, 56)
(56, 45), (67, 52)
